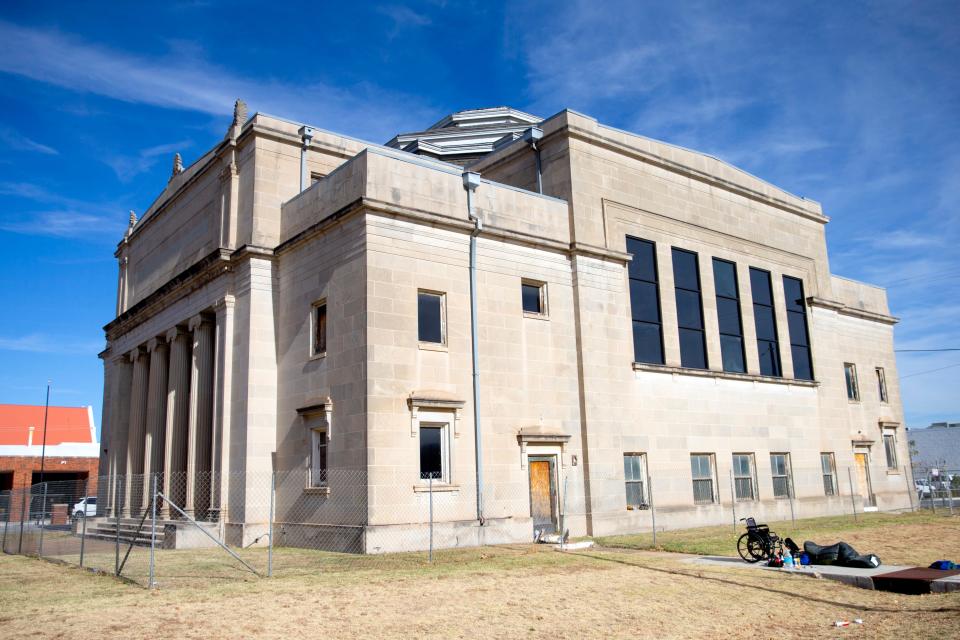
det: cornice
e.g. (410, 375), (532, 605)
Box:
(807, 296), (898, 325)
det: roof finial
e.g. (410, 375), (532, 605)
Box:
(171, 152), (183, 179)
(233, 98), (248, 127)
(128, 210), (137, 227)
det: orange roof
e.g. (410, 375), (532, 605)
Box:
(0, 404), (93, 446)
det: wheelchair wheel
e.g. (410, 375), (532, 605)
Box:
(737, 533), (764, 563)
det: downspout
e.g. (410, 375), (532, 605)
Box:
(298, 126), (315, 192)
(463, 171), (485, 523)
(523, 127), (544, 194)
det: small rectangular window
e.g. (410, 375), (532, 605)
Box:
(673, 248), (707, 369)
(521, 280), (547, 316)
(732, 453), (756, 501)
(883, 434), (898, 470)
(419, 424), (447, 481)
(690, 454), (716, 504)
(876, 367), (888, 403)
(821, 452), (837, 496)
(627, 237), (664, 364)
(312, 301), (327, 356)
(418, 291), (445, 344)
(783, 276), (813, 380)
(844, 363), (859, 401)
(750, 268), (781, 377)
(310, 428), (328, 487)
(623, 453), (647, 508)
(713, 259), (745, 373)
(770, 453), (792, 499)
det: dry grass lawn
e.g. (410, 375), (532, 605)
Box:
(2, 541), (960, 639)
(597, 511), (960, 567)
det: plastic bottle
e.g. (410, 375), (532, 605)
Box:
(783, 550), (794, 569)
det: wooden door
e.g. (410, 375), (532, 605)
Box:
(854, 453), (875, 506)
(528, 457), (557, 535)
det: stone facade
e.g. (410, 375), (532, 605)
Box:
(98, 105), (912, 550)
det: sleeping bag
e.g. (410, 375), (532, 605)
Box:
(803, 541), (881, 568)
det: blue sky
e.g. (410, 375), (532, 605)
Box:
(0, 1), (957, 436)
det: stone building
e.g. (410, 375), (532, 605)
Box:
(97, 103), (912, 550)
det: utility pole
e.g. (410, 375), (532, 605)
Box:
(38, 381), (51, 487)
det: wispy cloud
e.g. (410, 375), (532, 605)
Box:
(104, 139), (193, 182)
(0, 181), (125, 239)
(0, 126), (58, 155)
(379, 5), (432, 30)
(0, 333), (103, 355)
(0, 19), (434, 141)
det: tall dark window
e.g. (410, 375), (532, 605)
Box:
(312, 301), (327, 356)
(627, 237), (664, 364)
(672, 248), (707, 369)
(417, 291), (444, 344)
(783, 276), (813, 380)
(749, 268), (781, 377)
(712, 259), (745, 373)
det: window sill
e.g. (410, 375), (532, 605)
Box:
(632, 362), (819, 387)
(309, 352), (327, 362)
(847, 399), (861, 404)
(625, 504), (650, 511)
(418, 342), (448, 353)
(304, 486), (330, 495)
(523, 312), (550, 321)
(886, 469), (901, 476)
(413, 483), (459, 493)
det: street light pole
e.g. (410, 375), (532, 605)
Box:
(38, 381), (51, 487)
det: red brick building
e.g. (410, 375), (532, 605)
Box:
(0, 404), (100, 515)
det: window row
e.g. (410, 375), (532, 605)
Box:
(310, 281), (550, 357)
(627, 236), (813, 380)
(622, 452), (841, 508)
(843, 363), (889, 403)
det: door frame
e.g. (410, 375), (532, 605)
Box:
(528, 454), (560, 536)
(854, 450), (876, 507)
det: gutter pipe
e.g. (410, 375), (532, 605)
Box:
(463, 171), (485, 523)
(298, 126), (315, 192)
(523, 127), (544, 194)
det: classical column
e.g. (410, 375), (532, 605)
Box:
(185, 315), (215, 516)
(108, 356), (133, 516)
(211, 295), (235, 517)
(162, 327), (191, 517)
(143, 336), (169, 514)
(124, 347), (150, 517)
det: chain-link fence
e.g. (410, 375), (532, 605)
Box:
(911, 466), (960, 514)
(0, 461), (936, 589)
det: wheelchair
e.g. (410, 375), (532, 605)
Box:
(737, 517), (783, 563)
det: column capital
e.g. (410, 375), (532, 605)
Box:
(165, 325), (190, 342)
(188, 314), (214, 331)
(213, 294), (235, 313)
(127, 345), (146, 363)
(147, 336), (168, 352)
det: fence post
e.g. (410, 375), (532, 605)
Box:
(149, 474), (158, 589)
(728, 469), (737, 532)
(560, 473), (569, 552)
(115, 475), (121, 575)
(17, 489), (27, 554)
(2, 490), (10, 553)
(787, 475), (796, 525)
(903, 465), (915, 512)
(79, 478), (89, 568)
(647, 473), (656, 548)
(38, 483), (48, 557)
(847, 467), (858, 522)
(267, 471), (275, 578)
(428, 474), (433, 563)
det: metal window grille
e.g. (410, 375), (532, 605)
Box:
(771, 454), (791, 498)
(691, 454), (715, 504)
(623, 453), (646, 507)
(732, 454), (755, 501)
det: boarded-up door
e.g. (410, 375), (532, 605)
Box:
(854, 453), (875, 506)
(529, 457), (558, 536)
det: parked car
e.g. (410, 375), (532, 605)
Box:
(71, 496), (97, 519)
(916, 480), (932, 498)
